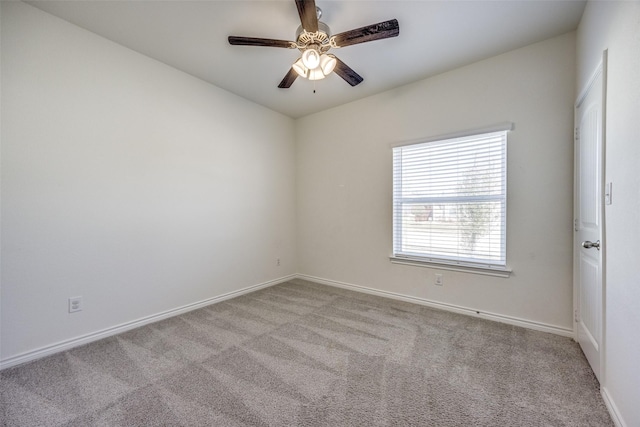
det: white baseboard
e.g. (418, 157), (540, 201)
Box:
(0, 274), (296, 370)
(601, 386), (627, 427)
(0, 272), (576, 370)
(296, 274), (574, 338)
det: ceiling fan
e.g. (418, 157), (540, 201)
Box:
(228, 0), (399, 88)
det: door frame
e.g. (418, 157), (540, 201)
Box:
(573, 50), (607, 384)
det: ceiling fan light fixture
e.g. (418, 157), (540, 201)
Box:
(292, 53), (335, 82)
(301, 47), (321, 69)
(229, 1), (399, 89)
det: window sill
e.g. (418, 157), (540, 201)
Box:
(389, 256), (512, 278)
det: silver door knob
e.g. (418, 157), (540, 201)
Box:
(582, 240), (600, 250)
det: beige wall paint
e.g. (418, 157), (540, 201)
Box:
(577, 2), (640, 426)
(1, 2), (297, 361)
(296, 32), (576, 332)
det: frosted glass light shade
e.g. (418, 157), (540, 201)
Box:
(308, 68), (326, 81)
(301, 48), (321, 69)
(292, 58), (307, 77)
(320, 54), (336, 75)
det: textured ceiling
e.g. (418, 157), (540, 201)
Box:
(27, 0), (586, 118)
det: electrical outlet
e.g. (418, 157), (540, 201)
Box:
(435, 274), (443, 286)
(69, 296), (83, 313)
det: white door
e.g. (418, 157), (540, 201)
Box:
(574, 59), (606, 382)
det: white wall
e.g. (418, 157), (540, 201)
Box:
(296, 33), (576, 333)
(0, 0), (3, 363)
(0, 2), (296, 363)
(577, 2), (640, 426)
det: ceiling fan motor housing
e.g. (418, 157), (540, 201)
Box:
(295, 21), (331, 52)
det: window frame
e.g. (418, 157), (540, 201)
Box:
(390, 124), (513, 277)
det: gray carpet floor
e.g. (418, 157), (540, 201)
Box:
(1, 279), (613, 426)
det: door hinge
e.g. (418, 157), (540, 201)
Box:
(574, 309), (580, 323)
(574, 218), (578, 232)
(574, 127), (580, 141)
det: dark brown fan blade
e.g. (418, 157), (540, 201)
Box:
(333, 57), (363, 87)
(278, 68), (298, 88)
(228, 36), (294, 48)
(331, 19), (399, 48)
(295, 0), (318, 33)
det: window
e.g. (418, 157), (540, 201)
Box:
(392, 128), (509, 273)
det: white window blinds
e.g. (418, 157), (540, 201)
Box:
(392, 130), (507, 269)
